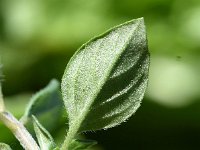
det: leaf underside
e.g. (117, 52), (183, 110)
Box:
(61, 17), (150, 133)
(32, 116), (56, 150)
(21, 79), (63, 130)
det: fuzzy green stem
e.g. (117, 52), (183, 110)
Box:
(0, 111), (40, 150)
(60, 126), (77, 150)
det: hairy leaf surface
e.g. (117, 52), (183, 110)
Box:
(61, 18), (149, 133)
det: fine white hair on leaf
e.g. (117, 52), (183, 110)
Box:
(61, 17), (150, 150)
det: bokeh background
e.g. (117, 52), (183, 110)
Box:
(1, 0), (200, 149)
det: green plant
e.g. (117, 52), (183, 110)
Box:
(0, 17), (149, 150)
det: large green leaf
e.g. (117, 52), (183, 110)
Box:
(61, 18), (149, 146)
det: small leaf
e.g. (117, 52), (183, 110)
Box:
(0, 143), (12, 150)
(33, 115), (56, 150)
(20, 79), (63, 130)
(61, 17), (150, 146)
(69, 139), (97, 150)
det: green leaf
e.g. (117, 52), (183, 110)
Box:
(0, 143), (12, 150)
(69, 139), (97, 150)
(20, 79), (63, 130)
(32, 116), (56, 150)
(61, 17), (149, 147)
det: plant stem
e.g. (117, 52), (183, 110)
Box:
(60, 127), (75, 150)
(0, 86), (5, 112)
(0, 111), (40, 150)
(0, 86), (39, 150)
(60, 121), (81, 150)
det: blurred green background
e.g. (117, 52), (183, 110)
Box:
(1, 0), (200, 149)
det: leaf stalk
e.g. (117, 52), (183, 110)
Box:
(0, 111), (40, 150)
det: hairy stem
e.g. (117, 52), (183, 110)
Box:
(60, 120), (81, 150)
(0, 65), (39, 150)
(0, 86), (5, 112)
(0, 111), (40, 150)
(60, 126), (76, 150)
(60, 128), (75, 150)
